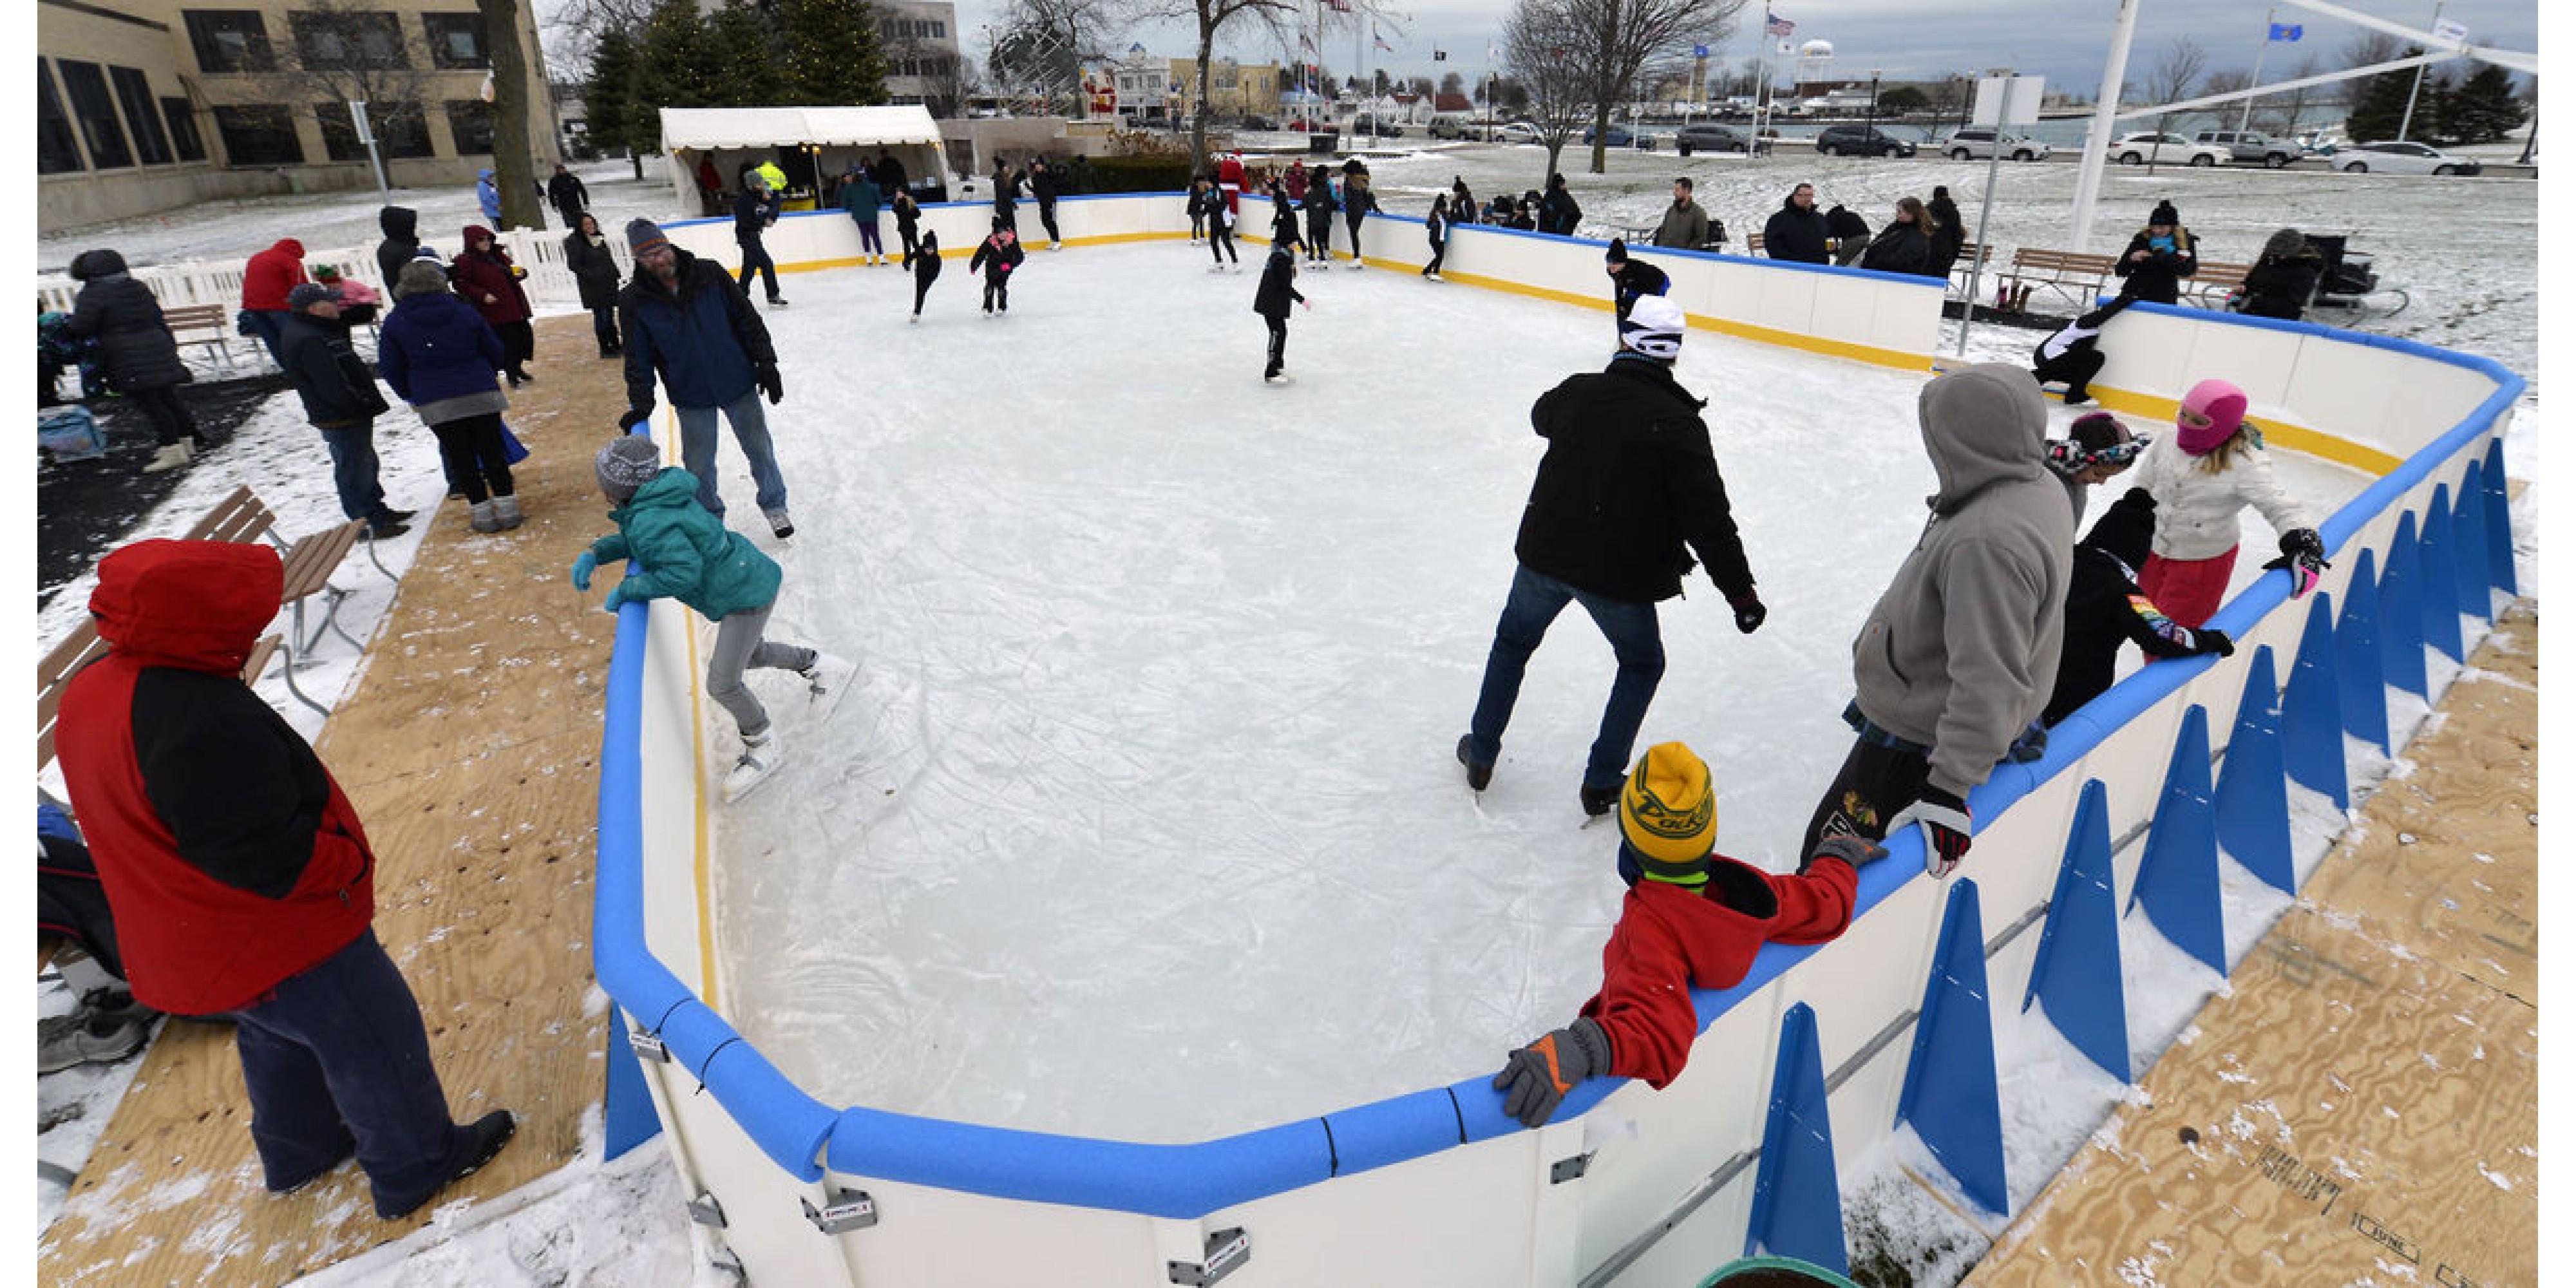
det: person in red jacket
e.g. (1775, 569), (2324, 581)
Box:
(1492, 742), (1882, 1128)
(53, 539), (515, 1220)
(239, 237), (308, 366)
(450, 225), (535, 386)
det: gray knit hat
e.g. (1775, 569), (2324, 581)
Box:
(287, 282), (335, 310)
(627, 218), (671, 256)
(596, 435), (663, 502)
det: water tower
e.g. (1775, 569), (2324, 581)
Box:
(1796, 38), (1835, 94)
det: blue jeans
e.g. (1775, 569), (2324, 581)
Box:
(1466, 564), (1667, 791)
(317, 421), (392, 523)
(243, 308), (290, 366)
(676, 390), (787, 518)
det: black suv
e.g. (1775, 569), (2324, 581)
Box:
(1812, 124), (1915, 158)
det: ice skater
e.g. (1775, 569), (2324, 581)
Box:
(1303, 164), (1337, 263)
(1253, 237), (1308, 384)
(2042, 487), (2235, 727)
(892, 188), (922, 267)
(908, 230), (942, 321)
(576, 435), (853, 802)
(1340, 164), (1376, 267)
(1204, 186), (1239, 270)
(1423, 194), (1449, 281)
(2031, 294), (2135, 407)
(2126, 377), (2324, 627)
(971, 220), (1025, 314)
(1187, 177), (1210, 242)
(1267, 178), (1306, 256)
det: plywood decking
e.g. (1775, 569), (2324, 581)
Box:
(39, 317), (627, 1285)
(1967, 603), (2539, 1287)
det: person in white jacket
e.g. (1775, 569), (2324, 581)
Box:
(2126, 377), (2322, 628)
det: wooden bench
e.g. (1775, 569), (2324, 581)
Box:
(177, 484), (392, 714)
(2184, 260), (2251, 308)
(38, 618), (281, 768)
(2002, 247), (2123, 311)
(162, 303), (240, 375)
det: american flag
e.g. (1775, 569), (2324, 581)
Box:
(1373, 29), (1394, 52)
(1764, 12), (1794, 37)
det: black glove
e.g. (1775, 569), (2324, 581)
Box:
(1728, 592), (1766, 634)
(1889, 787), (1972, 878)
(2260, 528), (2329, 598)
(618, 408), (652, 434)
(755, 363), (784, 405)
(2005, 718), (2049, 764)
(1800, 834), (1888, 876)
(1492, 1017), (1611, 1130)
(2195, 628), (2236, 658)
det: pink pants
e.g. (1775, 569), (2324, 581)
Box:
(2139, 546), (2237, 629)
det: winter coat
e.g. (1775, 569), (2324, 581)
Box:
(1515, 355), (1758, 606)
(241, 238), (309, 311)
(871, 153), (907, 193)
(1579, 851), (1858, 1088)
(55, 540), (378, 1014)
(839, 172), (882, 222)
(278, 312), (390, 428)
(1274, 190), (1303, 242)
(1925, 196), (1967, 278)
(66, 251), (190, 392)
(1425, 205), (1448, 249)
(376, 290), (506, 410)
(375, 205), (422, 289)
(547, 170), (589, 222)
(1253, 246), (1303, 319)
(2240, 252), (2323, 320)
(1651, 198), (1710, 250)
(1761, 200), (1832, 265)
(893, 193), (920, 236)
(734, 187), (777, 243)
(1848, 364), (2072, 798)
(1030, 165), (1061, 207)
(618, 247), (775, 412)
(2125, 429), (2311, 562)
(587, 466), (783, 620)
(1859, 220), (1932, 276)
(1610, 252), (1670, 321)
(992, 169), (1019, 223)
(2114, 226), (2197, 303)
(2043, 488), (2225, 726)
(1539, 183), (1580, 236)
(451, 229), (532, 326)
(1305, 177), (1337, 218)
(969, 234), (1025, 283)
(912, 235), (943, 287)
(565, 230), (622, 310)
(1345, 177), (1378, 228)
(476, 169), (502, 223)
(1824, 205), (1870, 253)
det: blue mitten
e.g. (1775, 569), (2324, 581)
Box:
(571, 550), (597, 592)
(601, 582), (630, 614)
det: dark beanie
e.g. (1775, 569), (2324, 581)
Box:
(287, 282), (335, 310)
(627, 218), (670, 256)
(2081, 487), (2159, 569)
(2149, 200), (2179, 226)
(1932, 185), (1951, 200)
(1605, 236), (1631, 265)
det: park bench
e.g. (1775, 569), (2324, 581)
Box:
(38, 619), (281, 770)
(180, 484), (395, 714)
(2000, 247), (2123, 312)
(2184, 260), (2251, 309)
(161, 303), (240, 375)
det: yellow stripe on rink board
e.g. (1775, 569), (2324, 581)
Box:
(2073, 388), (2407, 478)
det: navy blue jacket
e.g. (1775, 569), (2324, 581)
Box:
(618, 247), (774, 412)
(734, 188), (776, 243)
(377, 290), (505, 406)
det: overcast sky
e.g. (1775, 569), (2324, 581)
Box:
(942, 0), (2540, 97)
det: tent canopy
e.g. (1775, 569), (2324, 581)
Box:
(658, 106), (945, 151)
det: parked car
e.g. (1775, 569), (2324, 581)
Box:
(1348, 113), (1404, 138)
(1238, 114), (1278, 131)
(1674, 123), (1762, 155)
(1497, 122), (1543, 146)
(1429, 115), (1467, 139)
(2104, 131), (2227, 166)
(1944, 128), (2054, 162)
(2333, 140), (2483, 175)
(1812, 124), (1915, 157)
(1580, 124), (1638, 147)
(2193, 129), (2301, 167)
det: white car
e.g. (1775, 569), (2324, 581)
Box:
(1496, 122), (1542, 145)
(2105, 133), (2228, 166)
(1942, 128), (2051, 162)
(2333, 140), (2484, 176)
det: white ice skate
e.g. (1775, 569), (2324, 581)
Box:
(800, 654), (858, 726)
(722, 734), (783, 803)
(1264, 372), (1294, 386)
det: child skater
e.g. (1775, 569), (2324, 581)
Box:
(1186, 177), (1209, 243)
(969, 220), (1025, 315)
(1423, 193), (1450, 281)
(575, 435), (853, 802)
(1204, 185), (1240, 270)
(908, 229), (942, 322)
(2126, 377), (2325, 627)
(1267, 178), (1306, 256)
(2043, 487), (2236, 726)
(1254, 237), (1308, 385)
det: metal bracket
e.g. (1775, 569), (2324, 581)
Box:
(630, 1028), (671, 1063)
(1551, 1151), (1593, 1184)
(801, 1187), (878, 1236)
(687, 1189), (727, 1228)
(1166, 1227), (1250, 1285)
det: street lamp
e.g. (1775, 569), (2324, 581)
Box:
(1868, 70), (1880, 124)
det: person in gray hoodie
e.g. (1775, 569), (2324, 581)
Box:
(1799, 363), (2072, 876)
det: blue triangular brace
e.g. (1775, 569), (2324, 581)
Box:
(1746, 1003), (1847, 1271)
(2215, 647), (2297, 893)
(2452, 458), (2494, 623)
(2484, 437), (2517, 597)
(2378, 511), (2429, 698)
(2128, 705), (2227, 973)
(1894, 879), (2009, 1215)
(2280, 593), (2350, 812)
(2021, 780), (2130, 1083)
(2418, 485), (2465, 663)
(2335, 548), (2391, 756)
(604, 1008), (665, 1160)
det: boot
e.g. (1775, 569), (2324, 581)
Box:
(491, 494), (524, 531)
(723, 732), (783, 802)
(375, 1110), (516, 1220)
(469, 500), (502, 533)
(141, 441), (193, 474)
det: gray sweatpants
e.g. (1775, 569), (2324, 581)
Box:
(707, 602), (818, 739)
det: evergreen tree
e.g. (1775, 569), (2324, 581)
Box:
(707, 1), (775, 102)
(634, 0), (721, 149)
(2342, 47), (2421, 141)
(775, 0), (890, 106)
(585, 25), (638, 156)
(2435, 63), (2528, 146)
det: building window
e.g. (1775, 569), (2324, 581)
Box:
(184, 10), (276, 73)
(111, 66), (175, 165)
(38, 62), (83, 173)
(57, 61), (134, 169)
(374, 101), (433, 158)
(315, 102), (370, 161)
(423, 13), (488, 69)
(293, 11), (407, 70)
(161, 97), (208, 161)
(930, 21), (944, 37)
(213, 104), (303, 164)
(445, 99), (493, 153)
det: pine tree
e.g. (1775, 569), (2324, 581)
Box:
(633, 0), (721, 149)
(2434, 63), (2528, 146)
(706, 2), (775, 104)
(2342, 48), (2421, 142)
(775, 0), (890, 106)
(585, 26), (638, 156)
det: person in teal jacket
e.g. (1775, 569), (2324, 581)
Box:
(838, 166), (886, 266)
(573, 435), (851, 800)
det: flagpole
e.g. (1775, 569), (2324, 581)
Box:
(2396, 0), (2443, 142)
(2237, 8), (2274, 133)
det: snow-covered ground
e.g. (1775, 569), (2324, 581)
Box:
(30, 140), (2539, 1285)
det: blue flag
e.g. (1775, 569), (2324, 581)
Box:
(2268, 22), (2302, 41)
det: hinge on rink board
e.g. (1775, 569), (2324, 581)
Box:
(629, 1027), (672, 1063)
(802, 1187), (880, 1236)
(1166, 1227), (1251, 1285)
(687, 1189), (727, 1228)
(1552, 1151), (1594, 1184)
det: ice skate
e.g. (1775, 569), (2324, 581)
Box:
(1263, 371), (1293, 386)
(768, 296), (790, 308)
(800, 654), (857, 725)
(764, 508), (795, 540)
(723, 733), (783, 802)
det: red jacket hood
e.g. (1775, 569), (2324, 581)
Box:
(270, 238), (305, 259)
(90, 540), (281, 674)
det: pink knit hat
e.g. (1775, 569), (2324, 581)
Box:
(2176, 379), (2248, 455)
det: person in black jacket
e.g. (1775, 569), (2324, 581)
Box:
(564, 213), (623, 357)
(1303, 164), (1337, 263)
(1459, 295), (1765, 816)
(617, 218), (793, 537)
(1604, 238), (1671, 344)
(1761, 184), (1833, 265)
(907, 230), (942, 322)
(374, 205), (428, 292)
(1539, 172), (1581, 236)
(1028, 157), (1063, 249)
(990, 157), (1021, 232)
(1924, 185), (1967, 279)
(2239, 227), (2324, 320)
(278, 285), (410, 538)
(2030, 294), (2136, 408)
(734, 176), (786, 307)
(1859, 196), (1935, 275)
(2113, 200), (2196, 304)
(969, 221), (1026, 314)
(545, 164), (590, 231)
(2043, 487), (2234, 726)
(1341, 164), (1378, 264)
(66, 248), (211, 475)
(892, 189), (923, 267)
(1422, 193), (1450, 281)
(1269, 178), (1307, 256)
(1253, 238), (1307, 383)
(1200, 184), (1239, 270)
(1824, 202), (1871, 265)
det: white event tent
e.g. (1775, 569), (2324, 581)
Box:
(659, 105), (957, 216)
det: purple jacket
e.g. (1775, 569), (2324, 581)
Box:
(375, 289), (504, 407)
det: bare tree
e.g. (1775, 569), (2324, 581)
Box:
(990, 0), (1135, 112)
(266, 0), (444, 188)
(1504, 0), (1745, 175)
(2271, 53), (2322, 136)
(1500, 0), (1595, 180)
(1136, 0), (1299, 168)
(479, 0), (546, 230)
(2139, 35), (2209, 169)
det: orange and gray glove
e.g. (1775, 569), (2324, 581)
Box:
(1799, 834), (1889, 876)
(1493, 1017), (1611, 1129)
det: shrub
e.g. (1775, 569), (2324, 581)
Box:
(1079, 154), (1194, 194)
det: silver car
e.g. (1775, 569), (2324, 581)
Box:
(2333, 140), (2484, 176)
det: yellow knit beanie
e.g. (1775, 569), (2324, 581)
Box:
(1620, 743), (1716, 886)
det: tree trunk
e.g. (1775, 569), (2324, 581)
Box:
(1191, 21), (1217, 173)
(479, 0), (546, 231)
